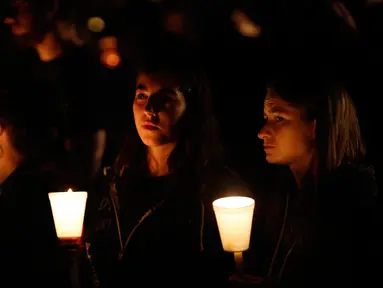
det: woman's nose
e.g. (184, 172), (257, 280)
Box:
(144, 94), (165, 114)
(144, 107), (156, 117)
(144, 98), (156, 115)
(258, 124), (271, 140)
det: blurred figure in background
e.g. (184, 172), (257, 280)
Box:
(2, 0), (106, 191)
(0, 85), (70, 287)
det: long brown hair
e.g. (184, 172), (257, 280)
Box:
(113, 34), (222, 179)
(324, 87), (365, 169)
(268, 77), (366, 176)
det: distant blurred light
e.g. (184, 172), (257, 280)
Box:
(99, 36), (120, 69)
(166, 12), (184, 34)
(4, 18), (15, 25)
(332, 2), (356, 30)
(88, 17), (105, 33)
(102, 51), (121, 69)
(99, 36), (117, 51)
(231, 10), (262, 38)
(58, 21), (84, 46)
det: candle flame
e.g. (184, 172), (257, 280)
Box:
(213, 196), (254, 209)
(67, 188), (73, 193)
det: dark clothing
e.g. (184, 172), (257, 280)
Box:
(248, 163), (379, 287)
(31, 47), (103, 190)
(0, 162), (70, 287)
(2, 45), (105, 190)
(84, 163), (252, 287)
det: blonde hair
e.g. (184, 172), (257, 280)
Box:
(326, 88), (366, 169)
(268, 80), (366, 173)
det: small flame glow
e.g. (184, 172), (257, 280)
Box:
(213, 196), (254, 209)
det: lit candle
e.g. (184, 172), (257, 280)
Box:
(213, 196), (255, 275)
(213, 196), (255, 252)
(48, 189), (88, 239)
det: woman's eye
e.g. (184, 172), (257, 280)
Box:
(275, 116), (284, 122)
(136, 93), (146, 100)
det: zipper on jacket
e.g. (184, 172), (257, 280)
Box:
(108, 187), (165, 261)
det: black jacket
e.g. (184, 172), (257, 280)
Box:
(0, 162), (70, 287)
(247, 163), (379, 287)
(83, 161), (255, 287)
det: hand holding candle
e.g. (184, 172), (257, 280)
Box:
(213, 196), (255, 276)
(48, 189), (88, 240)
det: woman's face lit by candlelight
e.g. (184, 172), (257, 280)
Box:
(258, 88), (315, 165)
(133, 72), (187, 147)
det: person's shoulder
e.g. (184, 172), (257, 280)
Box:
(331, 163), (377, 189)
(13, 162), (51, 190)
(327, 162), (379, 204)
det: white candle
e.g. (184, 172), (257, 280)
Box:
(213, 196), (255, 252)
(48, 189), (88, 239)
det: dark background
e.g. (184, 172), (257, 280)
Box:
(0, 0), (382, 191)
